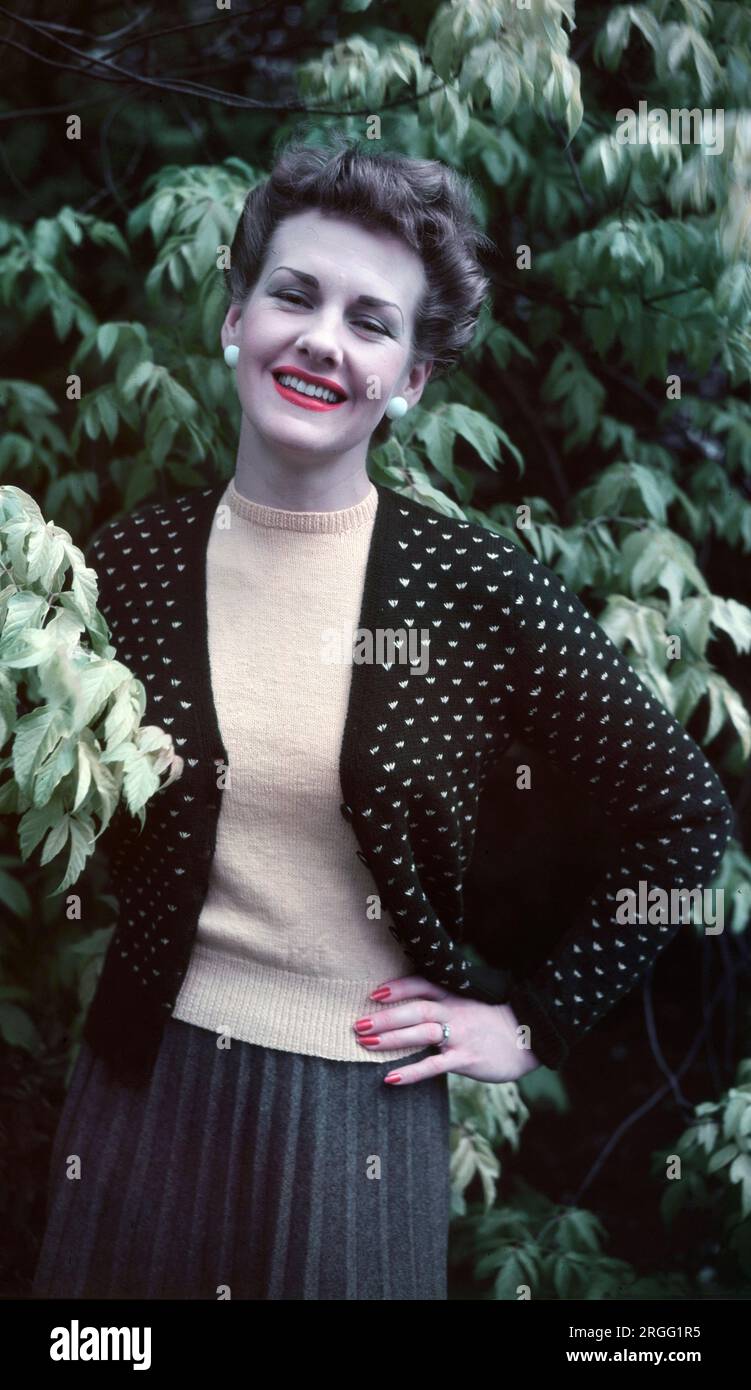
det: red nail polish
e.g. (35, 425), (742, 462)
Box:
(358, 1036), (380, 1045)
(354, 1019), (373, 1032)
(370, 987), (390, 1000)
(384, 1074), (401, 1084)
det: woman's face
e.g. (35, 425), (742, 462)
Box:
(220, 207), (433, 463)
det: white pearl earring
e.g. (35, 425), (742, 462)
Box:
(224, 344), (239, 368)
(385, 395), (408, 420)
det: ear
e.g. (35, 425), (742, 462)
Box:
(220, 305), (243, 350)
(403, 357), (434, 410)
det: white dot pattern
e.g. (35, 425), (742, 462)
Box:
(495, 536), (735, 1062)
(81, 483), (736, 1082)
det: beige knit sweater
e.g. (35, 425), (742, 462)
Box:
(172, 476), (421, 1061)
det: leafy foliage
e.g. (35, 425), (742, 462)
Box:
(1, 0), (750, 1300)
(0, 485), (184, 895)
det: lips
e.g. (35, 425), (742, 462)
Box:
(272, 366), (347, 398)
(271, 370), (347, 413)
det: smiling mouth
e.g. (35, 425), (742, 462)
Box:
(271, 371), (347, 412)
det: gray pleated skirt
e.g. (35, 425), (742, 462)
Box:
(32, 1016), (451, 1301)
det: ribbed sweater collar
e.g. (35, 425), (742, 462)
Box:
(225, 475), (379, 533)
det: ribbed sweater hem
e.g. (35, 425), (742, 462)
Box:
(171, 944), (426, 1062)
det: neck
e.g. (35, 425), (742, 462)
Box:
(232, 415), (373, 511)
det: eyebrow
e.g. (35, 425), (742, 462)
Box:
(266, 265), (404, 326)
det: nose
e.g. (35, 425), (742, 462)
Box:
(294, 309), (344, 369)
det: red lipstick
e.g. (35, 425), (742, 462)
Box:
(270, 367), (347, 413)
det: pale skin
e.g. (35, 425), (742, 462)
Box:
(220, 206), (541, 1086)
(220, 205), (433, 511)
(353, 978), (541, 1085)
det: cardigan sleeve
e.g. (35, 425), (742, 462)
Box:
(497, 540), (736, 1070)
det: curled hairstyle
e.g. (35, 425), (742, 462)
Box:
(223, 130), (496, 384)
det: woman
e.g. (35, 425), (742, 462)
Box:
(32, 134), (734, 1301)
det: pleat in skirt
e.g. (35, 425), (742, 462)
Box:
(31, 1016), (451, 1300)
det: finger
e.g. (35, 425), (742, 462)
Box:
(368, 975), (449, 1004)
(357, 1000), (443, 1038)
(356, 1021), (443, 1051)
(383, 1051), (448, 1086)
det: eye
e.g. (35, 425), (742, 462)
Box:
(273, 290), (308, 307)
(272, 290), (391, 336)
(358, 320), (391, 336)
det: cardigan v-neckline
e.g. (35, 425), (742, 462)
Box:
(188, 476), (400, 816)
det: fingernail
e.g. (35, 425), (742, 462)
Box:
(384, 1074), (401, 1084)
(370, 987), (391, 1000)
(357, 1036), (380, 1046)
(354, 1018), (373, 1032)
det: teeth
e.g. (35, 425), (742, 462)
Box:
(276, 373), (342, 403)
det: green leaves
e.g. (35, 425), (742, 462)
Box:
(448, 1074), (529, 1215)
(541, 346), (605, 449)
(704, 671), (751, 758)
(593, 3), (720, 102)
(0, 999), (42, 1055)
(594, 5), (661, 71)
(663, 1063), (751, 1224)
(450, 1058), (751, 1298)
(702, 596), (751, 653)
(11, 707), (62, 798)
(576, 461), (678, 525)
(130, 160), (250, 265)
(620, 526), (708, 616)
(0, 485), (184, 894)
(426, 0), (580, 136)
(599, 595), (671, 668)
(411, 401), (523, 478)
(369, 398), (526, 516)
(450, 1179), (640, 1300)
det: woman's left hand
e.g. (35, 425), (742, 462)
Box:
(354, 975), (542, 1085)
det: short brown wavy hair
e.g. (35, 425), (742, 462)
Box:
(223, 129), (495, 387)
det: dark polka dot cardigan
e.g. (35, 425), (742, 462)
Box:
(81, 480), (736, 1085)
